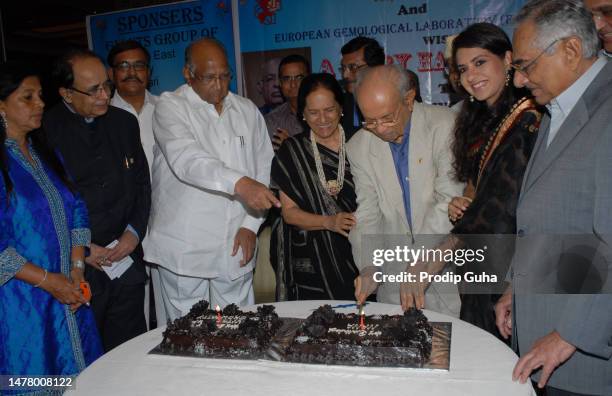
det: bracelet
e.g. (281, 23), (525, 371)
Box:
(34, 269), (48, 288)
(72, 259), (85, 270)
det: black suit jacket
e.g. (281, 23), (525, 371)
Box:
(341, 92), (362, 141)
(44, 103), (151, 287)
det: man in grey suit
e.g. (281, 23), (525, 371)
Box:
(494, 1), (612, 395)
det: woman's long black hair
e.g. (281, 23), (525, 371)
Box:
(451, 23), (531, 183)
(1, 62), (74, 199)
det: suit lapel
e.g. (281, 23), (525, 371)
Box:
(408, 105), (426, 231)
(523, 99), (588, 193)
(369, 135), (409, 230)
(519, 114), (549, 202)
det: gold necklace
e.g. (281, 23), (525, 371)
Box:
(310, 125), (346, 196)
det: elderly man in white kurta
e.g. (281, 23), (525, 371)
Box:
(144, 39), (278, 320)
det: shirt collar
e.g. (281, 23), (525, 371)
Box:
(547, 56), (608, 117)
(62, 100), (95, 124)
(111, 90), (157, 113)
(184, 84), (233, 114)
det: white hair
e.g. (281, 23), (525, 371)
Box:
(515, 0), (600, 58)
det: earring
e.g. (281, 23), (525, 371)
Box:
(505, 70), (511, 87)
(469, 95), (474, 102)
(0, 111), (6, 130)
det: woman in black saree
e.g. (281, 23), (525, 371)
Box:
(271, 73), (358, 301)
(400, 23), (544, 341)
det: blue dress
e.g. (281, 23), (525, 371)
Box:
(0, 139), (103, 392)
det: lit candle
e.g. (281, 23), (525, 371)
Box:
(359, 305), (366, 331)
(216, 305), (222, 324)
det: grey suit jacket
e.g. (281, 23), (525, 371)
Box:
(347, 102), (464, 316)
(511, 60), (612, 395)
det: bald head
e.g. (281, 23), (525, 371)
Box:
(183, 38), (231, 112)
(355, 64), (412, 102)
(185, 38), (228, 74)
(354, 65), (416, 144)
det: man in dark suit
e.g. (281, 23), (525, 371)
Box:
(495, 1), (612, 394)
(44, 49), (151, 351)
(340, 36), (385, 140)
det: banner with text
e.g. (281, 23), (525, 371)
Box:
(87, 0), (236, 95)
(238, 0), (525, 106)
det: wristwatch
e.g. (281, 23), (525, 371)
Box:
(72, 259), (85, 270)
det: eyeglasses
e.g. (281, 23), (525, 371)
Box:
(339, 63), (367, 74)
(361, 103), (402, 130)
(70, 80), (113, 97)
(279, 74), (305, 84)
(113, 61), (149, 72)
(592, 8), (612, 20)
(191, 71), (233, 84)
(510, 38), (563, 77)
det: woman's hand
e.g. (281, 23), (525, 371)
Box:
(324, 212), (356, 237)
(448, 196), (472, 223)
(41, 272), (88, 311)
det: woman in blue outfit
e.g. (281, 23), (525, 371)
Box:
(0, 63), (103, 393)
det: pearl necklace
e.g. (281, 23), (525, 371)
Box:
(310, 125), (346, 196)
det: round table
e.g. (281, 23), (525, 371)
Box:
(67, 300), (535, 396)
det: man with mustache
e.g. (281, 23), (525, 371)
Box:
(584, 0), (612, 57)
(340, 36), (385, 140)
(108, 40), (163, 330)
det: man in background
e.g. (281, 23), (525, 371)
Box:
(340, 36), (385, 139)
(108, 40), (164, 329)
(584, 0), (612, 56)
(264, 54), (310, 150)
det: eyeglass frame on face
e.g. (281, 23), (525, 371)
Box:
(70, 80), (113, 97)
(361, 102), (403, 130)
(113, 61), (149, 72)
(339, 63), (368, 74)
(279, 74), (305, 84)
(190, 70), (233, 84)
(592, 7), (612, 21)
(510, 37), (565, 78)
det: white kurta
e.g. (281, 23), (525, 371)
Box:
(144, 85), (273, 281)
(110, 90), (158, 173)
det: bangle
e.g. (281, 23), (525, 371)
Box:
(72, 259), (85, 270)
(34, 269), (48, 288)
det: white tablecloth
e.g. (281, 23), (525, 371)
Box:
(68, 300), (535, 396)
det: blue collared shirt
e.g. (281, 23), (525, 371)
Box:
(389, 121), (412, 228)
(546, 56), (607, 147)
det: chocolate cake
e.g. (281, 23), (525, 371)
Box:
(159, 300), (282, 359)
(285, 305), (433, 367)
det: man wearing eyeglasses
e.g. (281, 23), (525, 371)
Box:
(44, 49), (151, 351)
(493, 1), (612, 395)
(348, 64), (463, 316)
(264, 54), (310, 150)
(584, 0), (612, 56)
(340, 36), (385, 139)
(144, 38), (276, 319)
(108, 40), (158, 173)
(107, 40), (164, 330)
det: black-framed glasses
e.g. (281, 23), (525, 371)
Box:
(70, 80), (113, 97)
(510, 38), (564, 77)
(279, 74), (305, 84)
(191, 71), (233, 84)
(339, 63), (367, 74)
(113, 61), (149, 72)
(361, 102), (402, 130)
